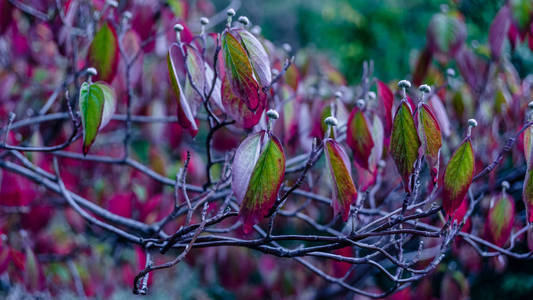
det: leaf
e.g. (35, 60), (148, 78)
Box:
(442, 139), (475, 214)
(93, 82), (116, 130)
(221, 74), (264, 129)
(428, 95), (451, 137)
(523, 128), (533, 224)
(184, 44), (206, 105)
(324, 139), (358, 221)
(390, 101), (420, 193)
(232, 131), (285, 233)
(426, 12), (466, 56)
(237, 29), (271, 87)
(416, 103), (442, 180)
(88, 22), (119, 82)
(346, 108), (374, 169)
(412, 47), (433, 86)
(510, 0), (533, 32)
(377, 80), (393, 138)
(485, 193), (515, 247)
(222, 31), (263, 111)
(79, 81), (105, 155)
(168, 44), (198, 136)
(489, 6), (511, 60)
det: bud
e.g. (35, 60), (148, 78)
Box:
(356, 99), (365, 109)
(282, 43), (292, 53)
(173, 24), (184, 32)
(226, 8), (236, 17)
(238, 16), (250, 26)
(419, 84), (431, 94)
(266, 109), (279, 120)
(200, 17), (209, 25)
(86, 67), (98, 76)
(446, 68), (456, 77)
(468, 118), (478, 128)
(251, 25), (262, 35)
(334, 91), (342, 99)
(367, 91), (376, 100)
(271, 68), (279, 77)
(398, 80), (411, 89)
(106, 0), (118, 8)
(528, 101), (533, 110)
(123, 11), (133, 20)
(501, 181), (510, 191)
(324, 116), (338, 127)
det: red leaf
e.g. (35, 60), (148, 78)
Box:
(325, 139), (358, 221)
(412, 47), (433, 86)
(347, 108), (374, 169)
(87, 22), (119, 82)
(489, 6), (511, 60)
(377, 81), (393, 139)
(485, 193), (515, 247)
(221, 74), (265, 129)
(168, 44), (198, 136)
(416, 103), (442, 180)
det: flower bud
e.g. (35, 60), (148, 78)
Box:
(446, 68), (456, 77)
(200, 17), (209, 25)
(226, 8), (236, 17)
(468, 118), (478, 128)
(324, 116), (338, 127)
(501, 181), (510, 191)
(356, 99), (365, 109)
(266, 109), (279, 120)
(419, 84), (431, 94)
(282, 43), (292, 53)
(398, 80), (411, 89)
(334, 91), (342, 99)
(86, 67), (98, 76)
(173, 24), (184, 32)
(528, 101), (533, 110)
(106, 0), (118, 8)
(367, 91), (376, 100)
(238, 16), (250, 26)
(123, 11), (133, 20)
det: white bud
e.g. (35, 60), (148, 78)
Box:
(251, 25), (262, 35)
(468, 118), (478, 127)
(528, 101), (533, 109)
(200, 17), (209, 25)
(367, 91), (376, 100)
(173, 24), (184, 32)
(266, 109), (279, 120)
(334, 91), (342, 99)
(238, 16), (250, 26)
(226, 8), (236, 17)
(271, 68), (279, 77)
(282, 43), (292, 53)
(356, 99), (365, 109)
(447, 68), (456, 77)
(106, 0), (118, 8)
(419, 84), (431, 94)
(123, 11), (133, 20)
(501, 181), (510, 190)
(324, 116), (338, 127)
(86, 67), (98, 76)
(398, 80), (411, 89)
(378, 160), (386, 168)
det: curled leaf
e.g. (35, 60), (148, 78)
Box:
(324, 139), (358, 221)
(221, 74), (264, 129)
(346, 108), (374, 169)
(222, 31), (263, 111)
(442, 138), (475, 214)
(377, 80), (393, 139)
(232, 131), (285, 233)
(88, 22), (119, 82)
(416, 103), (442, 180)
(94, 82), (116, 130)
(168, 44), (198, 136)
(79, 82), (105, 155)
(184, 44), (206, 108)
(485, 193), (515, 247)
(390, 101), (420, 193)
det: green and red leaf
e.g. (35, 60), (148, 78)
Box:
(221, 74), (265, 129)
(390, 101), (421, 193)
(523, 127), (533, 223)
(168, 44), (198, 136)
(324, 139), (358, 221)
(88, 22), (119, 82)
(94, 82), (116, 130)
(222, 31), (262, 111)
(377, 80), (393, 139)
(485, 193), (515, 247)
(184, 44), (206, 107)
(416, 103), (442, 180)
(236, 29), (271, 87)
(79, 82), (105, 155)
(232, 131), (285, 233)
(346, 108), (374, 169)
(442, 138), (475, 214)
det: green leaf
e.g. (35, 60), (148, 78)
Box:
(390, 101), (420, 192)
(233, 131), (285, 233)
(486, 193), (515, 247)
(427, 13), (466, 55)
(79, 82), (105, 155)
(88, 22), (119, 82)
(222, 31), (263, 111)
(442, 139), (475, 214)
(325, 139), (358, 221)
(510, 0), (533, 31)
(524, 129), (533, 224)
(93, 82), (116, 130)
(417, 103), (442, 180)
